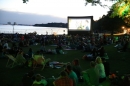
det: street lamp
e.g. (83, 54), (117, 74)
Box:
(122, 26), (127, 34)
(13, 22), (16, 34)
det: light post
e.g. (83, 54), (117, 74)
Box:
(13, 22), (16, 34)
(51, 29), (53, 35)
(122, 26), (127, 34)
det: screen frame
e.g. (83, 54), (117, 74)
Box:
(67, 16), (93, 32)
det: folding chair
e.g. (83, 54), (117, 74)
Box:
(33, 55), (51, 70)
(6, 54), (16, 68)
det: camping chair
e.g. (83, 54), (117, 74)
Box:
(6, 54), (16, 68)
(33, 55), (51, 70)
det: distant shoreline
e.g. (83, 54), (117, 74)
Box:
(0, 25), (67, 35)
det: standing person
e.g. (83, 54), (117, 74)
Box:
(66, 65), (78, 86)
(82, 61), (99, 86)
(21, 35), (24, 41)
(95, 57), (106, 83)
(53, 71), (73, 86)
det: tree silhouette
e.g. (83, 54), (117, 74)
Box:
(94, 9), (126, 35)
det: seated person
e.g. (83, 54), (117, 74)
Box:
(55, 45), (63, 54)
(82, 61), (99, 86)
(118, 39), (129, 52)
(16, 50), (26, 65)
(98, 46), (105, 57)
(91, 47), (98, 59)
(32, 74), (47, 86)
(40, 44), (47, 53)
(83, 47), (98, 60)
(53, 71), (73, 86)
(0, 42), (3, 53)
(3, 41), (10, 49)
(22, 70), (34, 86)
(102, 58), (110, 77)
(69, 42), (76, 49)
(95, 57), (106, 83)
(72, 59), (82, 81)
(65, 65), (78, 86)
(27, 48), (34, 59)
(2, 46), (8, 57)
(32, 54), (51, 67)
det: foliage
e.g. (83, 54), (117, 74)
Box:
(23, 0), (28, 3)
(85, 0), (130, 26)
(110, 0), (130, 25)
(93, 10), (126, 34)
(85, 0), (117, 7)
(110, 0), (130, 18)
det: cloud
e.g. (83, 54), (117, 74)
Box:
(0, 9), (67, 25)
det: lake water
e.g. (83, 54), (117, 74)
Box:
(0, 25), (68, 35)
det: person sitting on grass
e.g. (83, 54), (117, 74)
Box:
(72, 59), (82, 81)
(15, 50), (27, 66)
(95, 56), (106, 83)
(82, 61), (99, 86)
(97, 46), (105, 57)
(102, 58), (110, 77)
(32, 74), (47, 86)
(55, 44), (64, 54)
(22, 70), (34, 86)
(3, 41), (10, 49)
(82, 47), (98, 61)
(32, 53), (51, 68)
(118, 39), (129, 52)
(40, 44), (47, 53)
(53, 71), (73, 86)
(27, 48), (34, 59)
(65, 65), (78, 86)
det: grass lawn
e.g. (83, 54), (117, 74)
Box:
(0, 43), (130, 86)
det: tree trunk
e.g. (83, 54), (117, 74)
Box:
(111, 30), (114, 39)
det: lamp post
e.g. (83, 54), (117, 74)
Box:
(13, 22), (16, 34)
(122, 26), (127, 34)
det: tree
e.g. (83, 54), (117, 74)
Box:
(93, 9), (126, 36)
(23, 0), (28, 3)
(110, 0), (130, 25)
(85, 0), (130, 26)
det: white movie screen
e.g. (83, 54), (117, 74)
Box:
(68, 17), (92, 31)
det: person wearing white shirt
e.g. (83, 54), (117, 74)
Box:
(3, 41), (10, 49)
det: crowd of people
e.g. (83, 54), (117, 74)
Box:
(0, 33), (130, 86)
(21, 57), (108, 86)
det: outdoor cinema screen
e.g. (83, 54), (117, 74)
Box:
(68, 16), (93, 31)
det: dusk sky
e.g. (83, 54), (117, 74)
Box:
(0, 0), (115, 25)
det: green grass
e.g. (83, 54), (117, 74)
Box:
(0, 43), (130, 86)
